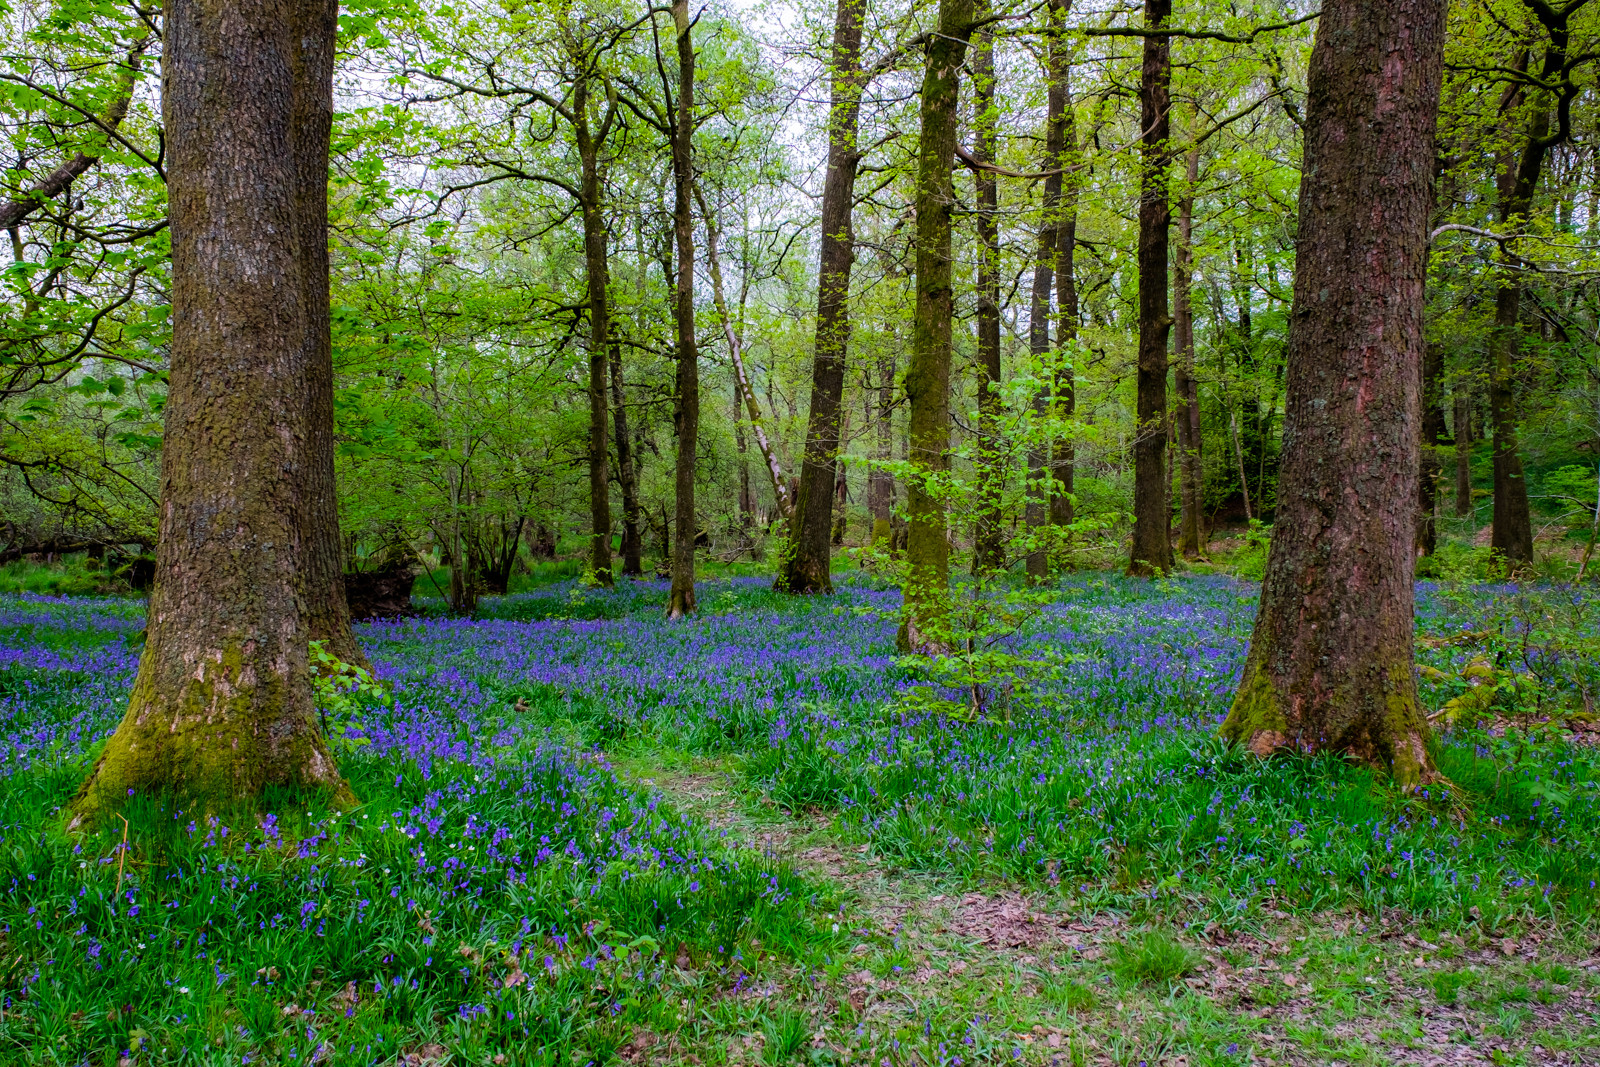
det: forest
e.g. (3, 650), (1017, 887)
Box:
(2, 0), (1600, 1063)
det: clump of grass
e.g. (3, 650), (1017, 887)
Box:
(1108, 928), (1198, 985)
(760, 1007), (810, 1063)
(1043, 974), (1097, 1012)
(1429, 969), (1474, 1006)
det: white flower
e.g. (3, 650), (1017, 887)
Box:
(178, 986), (190, 994)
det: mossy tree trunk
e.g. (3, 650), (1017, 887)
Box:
(776, 0), (864, 595)
(578, 83), (616, 588)
(1220, 0), (1445, 788)
(1024, 2), (1065, 582)
(73, 0), (352, 823)
(1128, 0), (1174, 577)
(1049, 15), (1078, 554)
(869, 344), (896, 545)
(610, 340), (643, 576)
(667, 0), (699, 619)
(295, 0), (367, 670)
(898, 0), (974, 652)
(971, 21), (1004, 576)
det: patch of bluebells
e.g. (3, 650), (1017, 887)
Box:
(0, 591), (830, 1064)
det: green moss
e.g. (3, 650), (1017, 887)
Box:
(1219, 657), (1287, 748)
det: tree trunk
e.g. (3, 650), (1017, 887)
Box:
(578, 105), (614, 587)
(898, 0), (975, 652)
(1049, 34), (1079, 552)
(1174, 141), (1205, 559)
(295, 0), (368, 670)
(609, 341), (643, 575)
(776, 0), (864, 595)
(667, 0), (699, 619)
(1417, 341), (1446, 556)
(1220, 0), (1444, 787)
(1129, 0), (1174, 576)
(870, 344), (896, 544)
(1454, 387), (1474, 516)
(1025, 3), (1066, 582)
(971, 23), (1005, 575)
(73, 0), (351, 822)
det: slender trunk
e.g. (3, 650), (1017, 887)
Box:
(832, 406), (851, 545)
(777, 0), (864, 594)
(0, 37), (150, 231)
(1489, 104), (1550, 568)
(1417, 341), (1446, 556)
(1226, 382), (1252, 522)
(1129, 0), (1174, 576)
(1174, 142), (1205, 558)
(1221, 0), (1444, 786)
(870, 344), (896, 544)
(1025, 3), (1065, 581)
(609, 341), (642, 575)
(899, 0), (975, 651)
(74, 0), (351, 821)
(735, 404), (754, 527)
(667, 0), (699, 619)
(971, 23), (1004, 575)
(1454, 387), (1474, 516)
(294, 0), (367, 669)
(578, 104), (614, 587)
(1049, 34), (1079, 548)
(699, 187), (792, 522)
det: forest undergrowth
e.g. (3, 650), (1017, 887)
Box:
(1, 573), (1598, 1065)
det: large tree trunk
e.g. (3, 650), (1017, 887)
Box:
(899, 0), (974, 651)
(74, 0), (351, 822)
(1220, 0), (1444, 787)
(609, 341), (643, 575)
(296, 0), (368, 670)
(971, 23), (1005, 576)
(1174, 141), (1205, 558)
(1025, 3), (1065, 582)
(776, 0), (864, 594)
(1417, 341), (1447, 556)
(667, 0), (699, 619)
(579, 105), (615, 587)
(1129, 0), (1174, 576)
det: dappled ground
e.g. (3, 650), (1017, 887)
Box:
(1, 575), (1598, 1064)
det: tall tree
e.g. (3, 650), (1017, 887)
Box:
(74, 0), (351, 820)
(776, 0), (865, 594)
(666, 0), (699, 619)
(899, 0), (975, 651)
(1418, 341), (1447, 555)
(1220, 0), (1446, 786)
(1024, 1), (1066, 581)
(1049, 13), (1079, 553)
(970, 20), (1004, 575)
(1483, 0), (1597, 568)
(1128, 0), (1174, 576)
(296, 0), (368, 666)
(1173, 140), (1205, 558)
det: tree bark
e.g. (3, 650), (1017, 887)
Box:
(776, 0), (864, 594)
(1174, 142), (1205, 559)
(667, 0), (699, 619)
(1129, 0), (1174, 576)
(1050, 27), (1078, 549)
(609, 341), (643, 575)
(73, 0), (352, 822)
(870, 345), (896, 544)
(295, 0), (368, 671)
(1025, 4), (1065, 582)
(1220, 0), (1445, 787)
(898, 0), (975, 651)
(1417, 341), (1446, 556)
(971, 23), (1005, 576)
(578, 91), (615, 587)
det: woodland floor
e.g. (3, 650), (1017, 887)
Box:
(611, 752), (1600, 1067)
